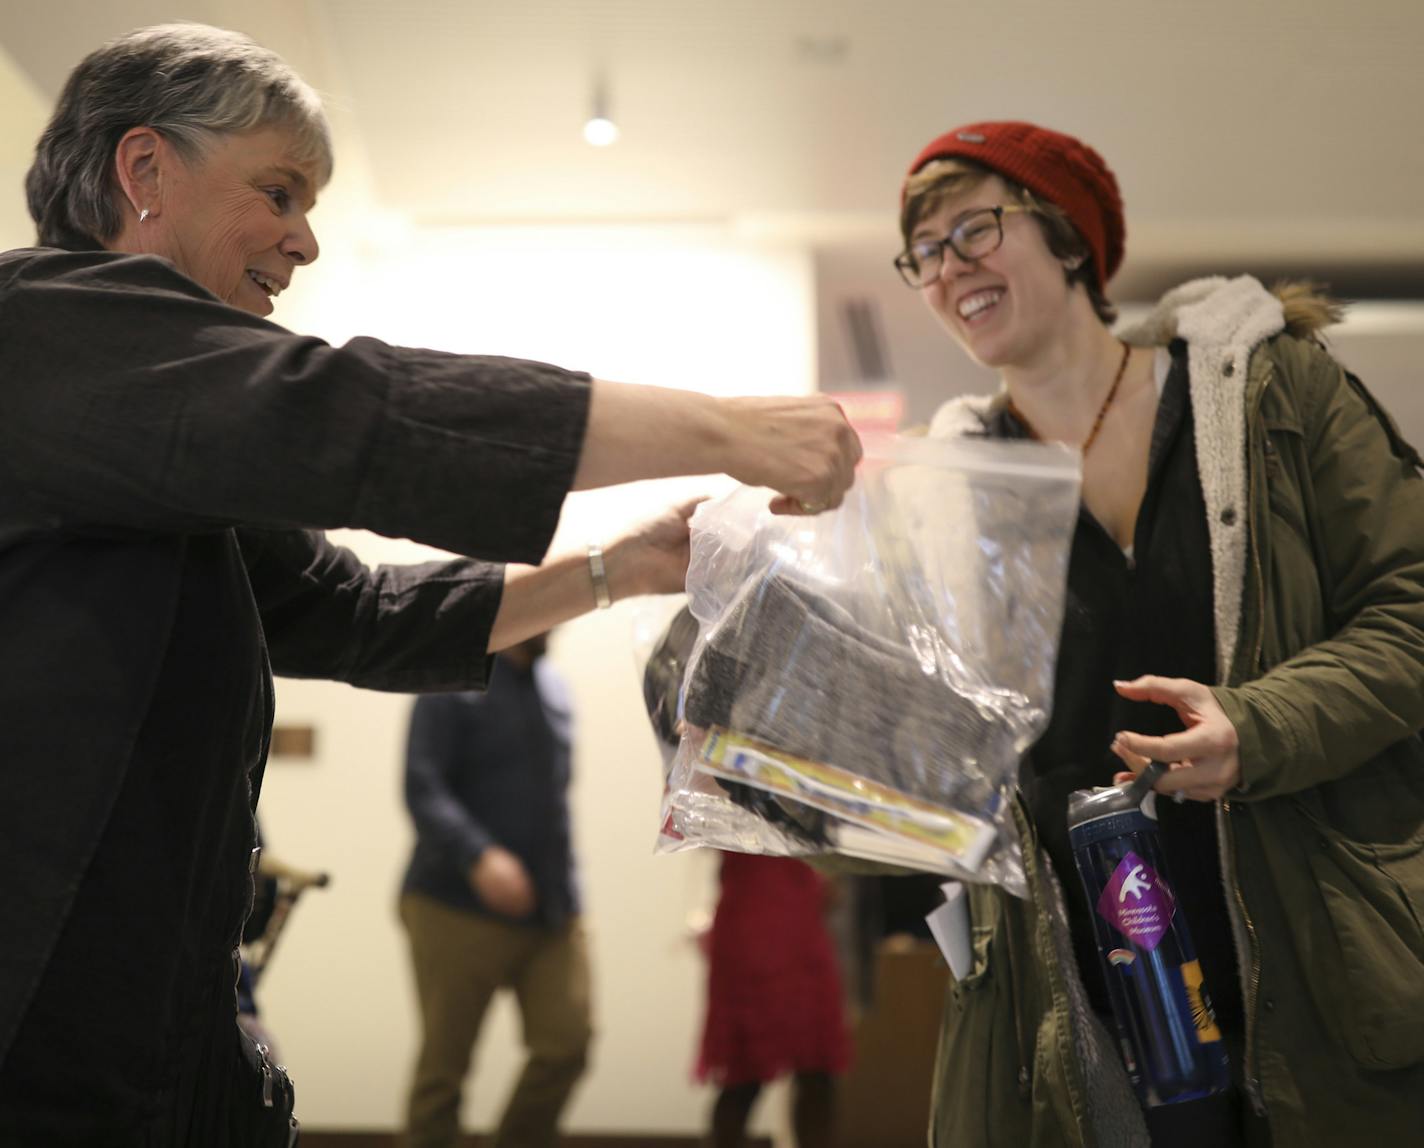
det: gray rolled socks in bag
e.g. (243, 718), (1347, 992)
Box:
(684, 572), (1021, 825)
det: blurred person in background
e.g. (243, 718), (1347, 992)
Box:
(398, 632), (589, 1148)
(895, 120), (1424, 1147)
(640, 591), (853, 1147)
(696, 852), (853, 1148)
(0, 23), (860, 1146)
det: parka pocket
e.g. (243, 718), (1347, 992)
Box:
(1261, 417), (1306, 529)
(952, 920), (995, 990)
(930, 891), (1035, 1147)
(1305, 824), (1424, 1069)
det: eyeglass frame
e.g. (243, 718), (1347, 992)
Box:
(893, 204), (1038, 289)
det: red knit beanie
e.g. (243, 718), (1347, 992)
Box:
(904, 121), (1125, 290)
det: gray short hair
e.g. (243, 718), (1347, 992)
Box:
(26, 23), (333, 250)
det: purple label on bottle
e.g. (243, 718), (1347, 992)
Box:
(1097, 851), (1175, 952)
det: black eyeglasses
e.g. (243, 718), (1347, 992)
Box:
(893, 205), (1036, 288)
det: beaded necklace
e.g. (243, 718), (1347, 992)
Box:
(1005, 340), (1131, 453)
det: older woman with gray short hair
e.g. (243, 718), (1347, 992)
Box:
(0, 24), (859, 1145)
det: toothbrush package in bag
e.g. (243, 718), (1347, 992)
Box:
(650, 433), (1081, 895)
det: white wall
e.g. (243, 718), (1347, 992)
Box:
(253, 224), (816, 1137)
(0, 44), (45, 249)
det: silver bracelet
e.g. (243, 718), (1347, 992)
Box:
(587, 543), (612, 609)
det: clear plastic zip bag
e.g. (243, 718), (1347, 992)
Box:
(649, 434), (1081, 896)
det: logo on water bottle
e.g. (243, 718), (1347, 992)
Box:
(1118, 864), (1152, 902)
(1097, 851), (1175, 951)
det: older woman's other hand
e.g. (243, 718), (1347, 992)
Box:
(605, 498), (703, 599)
(1108, 676), (1242, 802)
(719, 395), (863, 515)
(488, 500), (699, 650)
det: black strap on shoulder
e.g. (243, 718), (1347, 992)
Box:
(1343, 370), (1423, 473)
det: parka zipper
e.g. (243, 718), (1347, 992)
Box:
(1219, 799), (1263, 1111)
(1219, 364), (1271, 1114)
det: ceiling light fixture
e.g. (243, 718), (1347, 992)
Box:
(583, 78), (619, 147)
(793, 34), (850, 65)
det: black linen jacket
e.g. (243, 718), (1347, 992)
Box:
(0, 248), (590, 1133)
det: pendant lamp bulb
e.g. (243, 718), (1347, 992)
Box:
(583, 78), (619, 147)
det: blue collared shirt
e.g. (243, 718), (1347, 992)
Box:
(400, 657), (578, 927)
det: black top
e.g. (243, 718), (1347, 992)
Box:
(0, 248), (591, 1141)
(1005, 343), (1244, 1034)
(402, 657), (579, 927)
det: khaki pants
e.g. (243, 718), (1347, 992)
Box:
(400, 893), (593, 1148)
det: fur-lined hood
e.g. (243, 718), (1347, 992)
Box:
(1118, 275), (1342, 351)
(928, 276), (1343, 441)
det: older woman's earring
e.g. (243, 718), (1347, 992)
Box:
(138, 208), (150, 224)
(1065, 255), (1084, 270)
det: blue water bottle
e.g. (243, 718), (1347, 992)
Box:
(1067, 763), (1230, 1107)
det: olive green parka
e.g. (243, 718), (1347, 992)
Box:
(926, 276), (1424, 1147)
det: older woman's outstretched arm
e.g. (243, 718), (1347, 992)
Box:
(242, 502), (696, 692)
(0, 249), (857, 566)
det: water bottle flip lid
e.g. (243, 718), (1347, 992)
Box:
(1067, 761), (1168, 828)
(1124, 760), (1169, 806)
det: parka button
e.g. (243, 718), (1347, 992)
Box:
(1017, 1066), (1031, 1097)
(1220, 507), (1237, 526)
(1223, 360), (1236, 377)
(1263, 998), (1276, 1012)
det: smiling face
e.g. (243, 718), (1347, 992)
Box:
(141, 126), (321, 317)
(912, 175), (1079, 371)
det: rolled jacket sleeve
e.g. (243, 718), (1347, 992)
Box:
(0, 249), (591, 563)
(241, 528), (502, 692)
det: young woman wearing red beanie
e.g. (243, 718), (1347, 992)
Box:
(897, 121), (1424, 1148)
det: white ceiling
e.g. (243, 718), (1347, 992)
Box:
(3, 0), (1422, 411)
(4, 0), (1422, 247)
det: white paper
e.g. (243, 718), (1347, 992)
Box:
(926, 879), (972, 981)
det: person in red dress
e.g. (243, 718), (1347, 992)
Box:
(696, 851), (853, 1148)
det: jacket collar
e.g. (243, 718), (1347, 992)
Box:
(1118, 275), (1285, 354)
